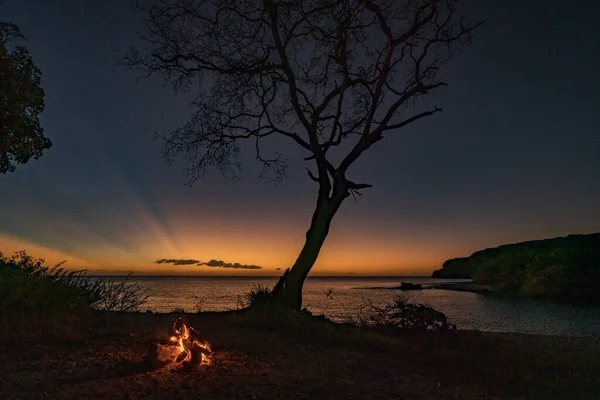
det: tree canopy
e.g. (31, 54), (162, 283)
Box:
(0, 20), (51, 174)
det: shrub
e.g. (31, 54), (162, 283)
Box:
(85, 274), (151, 312)
(351, 295), (456, 332)
(0, 250), (150, 315)
(237, 284), (273, 309)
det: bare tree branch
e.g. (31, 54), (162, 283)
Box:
(123, 0), (482, 191)
(382, 106), (442, 131)
(306, 168), (319, 183)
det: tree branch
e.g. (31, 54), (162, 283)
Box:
(123, 0), (482, 189)
(382, 107), (442, 132)
(306, 168), (319, 183)
(265, 0), (313, 133)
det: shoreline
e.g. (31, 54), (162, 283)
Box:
(427, 281), (492, 294)
(359, 281), (600, 310)
(356, 280), (491, 294)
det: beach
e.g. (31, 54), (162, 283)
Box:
(2, 310), (599, 400)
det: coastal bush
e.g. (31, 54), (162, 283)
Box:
(86, 274), (150, 312)
(0, 250), (150, 313)
(349, 295), (456, 332)
(0, 250), (150, 342)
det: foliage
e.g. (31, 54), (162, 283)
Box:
(0, 19), (52, 174)
(432, 256), (473, 278)
(0, 250), (150, 316)
(432, 233), (600, 303)
(238, 284), (274, 310)
(349, 294), (456, 332)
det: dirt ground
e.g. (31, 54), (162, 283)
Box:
(0, 311), (598, 400)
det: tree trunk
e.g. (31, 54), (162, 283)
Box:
(273, 185), (348, 311)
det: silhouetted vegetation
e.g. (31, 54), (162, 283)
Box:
(192, 295), (206, 313)
(88, 274), (151, 312)
(123, 0), (483, 310)
(432, 233), (600, 304)
(348, 294), (456, 332)
(1, 252), (598, 398)
(0, 15), (52, 174)
(240, 282), (455, 333)
(0, 250), (150, 342)
(0, 250), (150, 312)
(237, 284), (275, 310)
(432, 256), (473, 278)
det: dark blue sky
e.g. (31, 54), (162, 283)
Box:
(1, 0), (599, 275)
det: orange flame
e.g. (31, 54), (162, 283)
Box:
(169, 317), (212, 366)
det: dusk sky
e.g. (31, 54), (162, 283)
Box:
(1, 0), (598, 276)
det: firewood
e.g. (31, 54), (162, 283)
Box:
(189, 341), (212, 366)
(146, 342), (180, 369)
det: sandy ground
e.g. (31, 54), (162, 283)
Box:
(0, 311), (598, 400)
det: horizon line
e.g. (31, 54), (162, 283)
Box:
(83, 274), (435, 278)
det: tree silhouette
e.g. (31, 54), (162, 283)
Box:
(124, 0), (482, 310)
(0, 17), (51, 174)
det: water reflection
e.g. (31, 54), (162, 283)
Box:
(89, 276), (600, 337)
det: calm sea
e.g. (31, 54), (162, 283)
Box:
(91, 276), (600, 337)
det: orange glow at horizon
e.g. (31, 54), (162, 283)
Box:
(0, 223), (457, 276)
(2, 157), (568, 277)
(0, 233), (96, 269)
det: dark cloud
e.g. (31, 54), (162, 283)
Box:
(154, 258), (262, 269)
(276, 268), (281, 270)
(155, 259), (200, 265)
(197, 259), (262, 270)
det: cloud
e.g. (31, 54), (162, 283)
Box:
(197, 259), (262, 270)
(155, 258), (262, 270)
(276, 268), (281, 270)
(155, 259), (200, 265)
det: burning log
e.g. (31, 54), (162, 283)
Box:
(147, 342), (180, 369)
(189, 340), (212, 366)
(146, 317), (212, 369)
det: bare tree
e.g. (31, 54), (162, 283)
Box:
(123, 0), (483, 310)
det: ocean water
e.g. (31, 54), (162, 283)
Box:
(93, 276), (600, 337)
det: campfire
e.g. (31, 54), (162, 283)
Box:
(147, 317), (212, 369)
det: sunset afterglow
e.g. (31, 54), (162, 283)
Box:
(1, 1), (599, 277)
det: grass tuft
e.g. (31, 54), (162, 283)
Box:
(237, 283), (273, 309)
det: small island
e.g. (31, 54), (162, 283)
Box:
(431, 233), (600, 304)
